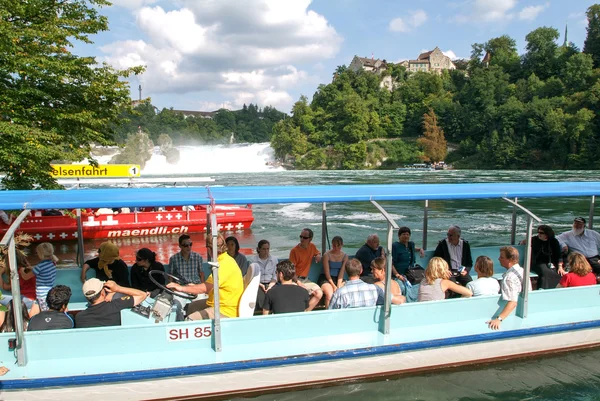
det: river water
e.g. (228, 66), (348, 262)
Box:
(43, 167), (600, 400)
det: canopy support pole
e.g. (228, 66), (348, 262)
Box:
(370, 201), (399, 335)
(510, 197), (518, 245)
(502, 198), (541, 320)
(210, 211), (222, 352)
(589, 196), (595, 230)
(76, 209), (85, 268)
(1, 210), (32, 367)
(422, 200), (429, 250)
(321, 202), (327, 254)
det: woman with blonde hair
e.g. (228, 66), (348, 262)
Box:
(371, 257), (405, 304)
(418, 257), (472, 302)
(557, 252), (597, 288)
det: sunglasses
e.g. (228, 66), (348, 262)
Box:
(538, 231), (546, 235)
(181, 243), (193, 247)
(299, 236), (311, 240)
(135, 257), (143, 262)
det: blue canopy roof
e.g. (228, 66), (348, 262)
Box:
(0, 181), (598, 210)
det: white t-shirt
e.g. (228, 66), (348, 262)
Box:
(466, 277), (500, 297)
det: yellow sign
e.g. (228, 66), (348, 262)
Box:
(51, 164), (141, 178)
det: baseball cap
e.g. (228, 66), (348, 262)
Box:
(574, 217), (586, 224)
(82, 278), (105, 298)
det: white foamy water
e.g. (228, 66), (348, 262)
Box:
(142, 143), (282, 175)
(83, 143), (282, 175)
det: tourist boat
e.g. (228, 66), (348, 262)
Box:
(0, 182), (599, 400)
(396, 163), (435, 171)
(0, 204), (254, 243)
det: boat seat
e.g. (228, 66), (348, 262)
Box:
(238, 263), (261, 318)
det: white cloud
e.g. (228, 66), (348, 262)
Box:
(442, 50), (459, 60)
(518, 4), (548, 21)
(454, 0), (517, 23)
(100, 0), (341, 111)
(109, 0), (158, 9)
(389, 10), (428, 32)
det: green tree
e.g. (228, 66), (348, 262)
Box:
(418, 110), (447, 162)
(584, 4), (600, 68)
(111, 131), (154, 168)
(522, 27), (560, 80)
(0, 0), (143, 189)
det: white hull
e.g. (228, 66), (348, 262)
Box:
(6, 326), (600, 401)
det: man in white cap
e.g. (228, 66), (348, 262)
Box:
(75, 278), (147, 328)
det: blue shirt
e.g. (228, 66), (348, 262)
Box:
(33, 259), (57, 300)
(328, 279), (381, 309)
(557, 229), (600, 258)
(392, 241), (415, 274)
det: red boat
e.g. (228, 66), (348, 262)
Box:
(0, 205), (254, 242)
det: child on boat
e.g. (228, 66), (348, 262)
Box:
(33, 242), (58, 311)
(466, 256), (500, 296)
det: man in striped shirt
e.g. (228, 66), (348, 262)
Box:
(488, 246), (532, 330)
(434, 225), (473, 287)
(328, 259), (383, 309)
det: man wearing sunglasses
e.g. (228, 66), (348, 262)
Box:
(289, 228), (322, 311)
(169, 234), (205, 285)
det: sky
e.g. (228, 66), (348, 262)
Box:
(85, 0), (599, 114)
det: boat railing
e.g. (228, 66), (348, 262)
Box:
(0, 209), (32, 367)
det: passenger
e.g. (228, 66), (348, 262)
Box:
(557, 217), (600, 276)
(28, 285), (73, 331)
(94, 207), (115, 216)
(130, 248), (165, 292)
(262, 260), (309, 315)
(418, 257), (472, 302)
(250, 240), (278, 310)
(466, 256), (500, 296)
(289, 228), (323, 311)
(319, 236), (348, 308)
(433, 225), (473, 287)
(523, 224), (562, 289)
(226, 236), (249, 276)
(557, 252), (597, 288)
(169, 234), (205, 284)
(488, 246), (532, 330)
(80, 242), (129, 288)
(355, 234), (386, 284)
(328, 258), (382, 309)
(371, 257), (406, 305)
(0, 252), (40, 317)
(75, 278), (147, 328)
(391, 227), (425, 278)
(33, 242), (58, 311)
(0, 300), (30, 332)
(168, 234), (243, 320)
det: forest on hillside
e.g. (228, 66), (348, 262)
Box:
(271, 5), (600, 170)
(115, 102), (287, 145)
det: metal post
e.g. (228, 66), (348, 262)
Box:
(321, 202), (327, 254)
(589, 195), (595, 230)
(210, 213), (222, 352)
(370, 201), (399, 335)
(502, 198), (540, 320)
(383, 222), (393, 335)
(1, 209), (32, 367)
(510, 197), (518, 245)
(422, 200), (429, 250)
(517, 216), (533, 319)
(133, 208), (138, 224)
(76, 209), (85, 268)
